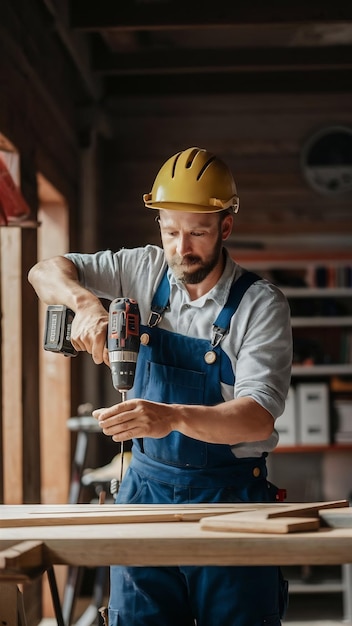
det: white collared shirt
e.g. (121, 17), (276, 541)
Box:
(66, 245), (292, 457)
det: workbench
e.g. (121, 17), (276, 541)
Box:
(1, 503), (352, 625)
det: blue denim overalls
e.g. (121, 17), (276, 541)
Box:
(109, 271), (288, 626)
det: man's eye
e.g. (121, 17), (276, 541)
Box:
(191, 231), (204, 237)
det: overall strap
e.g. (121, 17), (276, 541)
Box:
(148, 268), (170, 327)
(147, 267), (261, 340)
(211, 271), (261, 347)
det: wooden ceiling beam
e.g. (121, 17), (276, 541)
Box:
(70, 3), (352, 31)
(92, 42), (352, 75)
(104, 68), (352, 96)
(230, 220), (352, 236)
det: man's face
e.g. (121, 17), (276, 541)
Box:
(158, 210), (233, 285)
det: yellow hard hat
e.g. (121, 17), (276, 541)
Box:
(143, 147), (239, 213)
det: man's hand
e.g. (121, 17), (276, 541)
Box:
(93, 399), (175, 442)
(71, 302), (109, 365)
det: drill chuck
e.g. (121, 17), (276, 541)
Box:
(110, 350), (138, 392)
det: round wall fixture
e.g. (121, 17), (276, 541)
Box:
(301, 125), (352, 195)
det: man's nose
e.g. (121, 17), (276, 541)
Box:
(176, 233), (192, 256)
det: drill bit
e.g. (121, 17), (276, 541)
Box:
(119, 390), (127, 485)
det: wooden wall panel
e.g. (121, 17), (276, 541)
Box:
(38, 200), (71, 505)
(22, 227), (41, 504)
(0, 228), (23, 504)
(0, 4), (81, 211)
(0, 226), (40, 505)
(101, 92), (352, 250)
(0, 5), (86, 620)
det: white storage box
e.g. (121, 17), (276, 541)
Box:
(276, 386), (297, 446)
(334, 399), (352, 443)
(296, 383), (329, 445)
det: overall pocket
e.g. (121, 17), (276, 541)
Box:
(142, 361), (208, 467)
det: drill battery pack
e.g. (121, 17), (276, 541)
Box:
(44, 305), (77, 357)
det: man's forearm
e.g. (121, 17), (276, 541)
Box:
(94, 396), (275, 446)
(28, 255), (109, 362)
(28, 255), (100, 311)
(173, 397), (275, 445)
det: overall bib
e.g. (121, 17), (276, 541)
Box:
(109, 272), (288, 626)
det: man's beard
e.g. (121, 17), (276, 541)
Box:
(169, 233), (223, 285)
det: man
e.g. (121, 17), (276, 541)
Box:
(29, 147), (292, 626)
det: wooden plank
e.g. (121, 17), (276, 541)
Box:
(1, 224), (42, 506)
(199, 500), (349, 533)
(0, 228), (23, 504)
(37, 192), (71, 506)
(200, 516), (319, 534)
(1, 503), (253, 512)
(2, 503), (252, 510)
(0, 583), (21, 626)
(0, 504), (249, 528)
(265, 500), (349, 518)
(0, 541), (43, 571)
(37, 179), (72, 618)
(1, 501), (348, 532)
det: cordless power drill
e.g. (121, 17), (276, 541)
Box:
(44, 298), (141, 487)
(107, 298), (140, 488)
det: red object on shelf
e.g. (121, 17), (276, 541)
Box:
(0, 156), (31, 225)
(276, 488), (287, 502)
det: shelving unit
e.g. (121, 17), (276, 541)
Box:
(273, 444), (352, 453)
(293, 364), (352, 376)
(234, 249), (352, 620)
(234, 249), (352, 450)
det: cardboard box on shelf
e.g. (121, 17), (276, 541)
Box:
(334, 399), (352, 443)
(297, 383), (329, 445)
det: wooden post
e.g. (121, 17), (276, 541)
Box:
(0, 227), (23, 504)
(37, 176), (71, 617)
(0, 225), (41, 506)
(0, 583), (27, 626)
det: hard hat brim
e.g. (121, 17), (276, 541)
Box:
(143, 194), (239, 214)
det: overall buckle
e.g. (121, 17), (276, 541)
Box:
(211, 325), (226, 348)
(147, 311), (162, 327)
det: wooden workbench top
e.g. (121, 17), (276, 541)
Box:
(1, 503), (352, 568)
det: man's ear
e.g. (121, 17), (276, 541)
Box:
(221, 214), (233, 241)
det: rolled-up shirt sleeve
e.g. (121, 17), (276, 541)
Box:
(229, 282), (292, 419)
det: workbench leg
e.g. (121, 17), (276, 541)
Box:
(0, 583), (27, 626)
(68, 430), (90, 504)
(342, 564), (352, 623)
(47, 566), (65, 626)
(62, 567), (83, 626)
(64, 428), (89, 625)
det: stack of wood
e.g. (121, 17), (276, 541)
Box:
(1, 500), (350, 534)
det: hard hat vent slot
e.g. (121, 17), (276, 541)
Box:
(185, 148), (200, 169)
(197, 156), (216, 181)
(172, 153), (181, 178)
